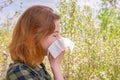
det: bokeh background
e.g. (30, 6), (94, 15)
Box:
(0, 0), (120, 80)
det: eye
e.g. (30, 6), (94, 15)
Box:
(53, 34), (57, 37)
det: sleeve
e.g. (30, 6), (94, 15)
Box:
(6, 65), (38, 80)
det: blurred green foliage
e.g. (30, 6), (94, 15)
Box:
(58, 0), (120, 80)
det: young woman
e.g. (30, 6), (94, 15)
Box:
(6, 5), (64, 80)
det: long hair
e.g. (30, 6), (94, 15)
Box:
(8, 5), (60, 67)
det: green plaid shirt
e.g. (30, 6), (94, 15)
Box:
(6, 62), (51, 80)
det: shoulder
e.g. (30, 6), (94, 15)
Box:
(6, 62), (37, 80)
(7, 62), (28, 72)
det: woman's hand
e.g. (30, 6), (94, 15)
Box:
(48, 51), (65, 80)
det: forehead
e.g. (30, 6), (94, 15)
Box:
(54, 20), (60, 32)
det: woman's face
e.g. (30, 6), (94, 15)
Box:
(41, 20), (60, 52)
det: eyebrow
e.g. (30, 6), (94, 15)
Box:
(54, 31), (59, 33)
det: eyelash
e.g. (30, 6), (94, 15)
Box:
(53, 34), (57, 37)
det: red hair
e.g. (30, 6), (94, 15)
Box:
(8, 5), (60, 67)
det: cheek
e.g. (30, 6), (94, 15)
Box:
(41, 37), (57, 51)
(45, 40), (51, 49)
(41, 40), (50, 51)
(46, 38), (56, 48)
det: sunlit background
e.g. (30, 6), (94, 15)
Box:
(0, 0), (120, 80)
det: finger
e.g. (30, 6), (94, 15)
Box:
(56, 51), (65, 59)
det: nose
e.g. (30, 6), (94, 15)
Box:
(57, 35), (61, 39)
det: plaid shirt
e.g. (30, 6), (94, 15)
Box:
(6, 62), (51, 80)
